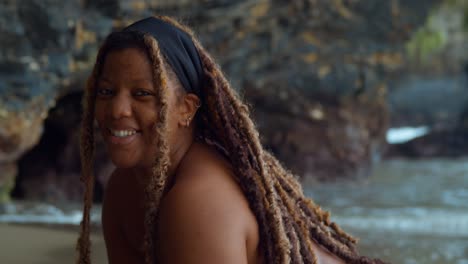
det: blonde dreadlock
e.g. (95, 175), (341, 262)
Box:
(76, 15), (386, 264)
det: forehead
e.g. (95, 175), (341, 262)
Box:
(96, 47), (184, 98)
(99, 48), (154, 82)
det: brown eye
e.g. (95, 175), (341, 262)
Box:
(134, 89), (154, 97)
(96, 87), (114, 97)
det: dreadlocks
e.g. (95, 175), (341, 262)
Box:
(76, 15), (385, 264)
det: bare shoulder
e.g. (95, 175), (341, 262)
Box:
(163, 143), (254, 222)
(160, 157), (252, 227)
(158, 166), (250, 231)
(156, 144), (258, 264)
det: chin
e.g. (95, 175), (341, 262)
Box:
(108, 152), (155, 169)
(109, 156), (138, 168)
(106, 150), (140, 168)
(104, 144), (156, 169)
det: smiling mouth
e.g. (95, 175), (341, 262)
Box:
(105, 128), (142, 145)
(109, 128), (138, 137)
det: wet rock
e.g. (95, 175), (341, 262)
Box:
(388, 75), (468, 128)
(385, 128), (468, 158)
(386, 100), (468, 158)
(386, 0), (468, 158)
(11, 91), (110, 202)
(246, 83), (388, 180)
(0, 0), (440, 201)
(0, 162), (17, 203)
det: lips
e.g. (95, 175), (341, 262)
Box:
(105, 127), (141, 146)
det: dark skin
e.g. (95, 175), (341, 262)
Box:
(97, 48), (344, 264)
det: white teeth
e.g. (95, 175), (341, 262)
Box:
(110, 129), (137, 137)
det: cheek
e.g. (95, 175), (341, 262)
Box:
(163, 116), (186, 151)
(139, 112), (159, 144)
(139, 109), (178, 151)
(168, 115), (182, 136)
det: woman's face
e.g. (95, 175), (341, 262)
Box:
(94, 47), (177, 169)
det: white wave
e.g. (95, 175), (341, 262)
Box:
(0, 212), (84, 225)
(386, 126), (430, 144)
(333, 208), (468, 237)
(0, 202), (101, 225)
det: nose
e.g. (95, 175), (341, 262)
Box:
(110, 92), (132, 119)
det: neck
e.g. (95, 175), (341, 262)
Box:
(132, 131), (195, 191)
(167, 133), (195, 182)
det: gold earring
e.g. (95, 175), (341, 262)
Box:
(186, 117), (191, 127)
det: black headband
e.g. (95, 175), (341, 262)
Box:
(123, 17), (204, 98)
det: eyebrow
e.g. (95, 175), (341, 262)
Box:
(98, 76), (153, 84)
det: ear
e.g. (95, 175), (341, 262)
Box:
(178, 93), (201, 127)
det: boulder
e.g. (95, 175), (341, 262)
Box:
(0, 0), (440, 201)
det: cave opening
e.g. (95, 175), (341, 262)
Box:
(11, 91), (105, 203)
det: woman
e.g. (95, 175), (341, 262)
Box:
(76, 16), (385, 264)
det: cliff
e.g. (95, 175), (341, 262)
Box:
(0, 0), (440, 202)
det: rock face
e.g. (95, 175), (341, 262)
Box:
(246, 85), (388, 180)
(386, 128), (468, 158)
(387, 91), (468, 158)
(0, 0), (440, 201)
(385, 1), (468, 158)
(11, 90), (111, 202)
(388, 1), (468, 129)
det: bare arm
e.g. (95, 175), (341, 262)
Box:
(157, 176), (251, 264)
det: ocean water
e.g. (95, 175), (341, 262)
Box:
(1, 158), (467, 263)
(305, 158), (468, 264)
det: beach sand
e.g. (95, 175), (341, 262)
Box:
(0, 224), (108, 264)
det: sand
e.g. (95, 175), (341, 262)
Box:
(0, 224), (108, 264)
